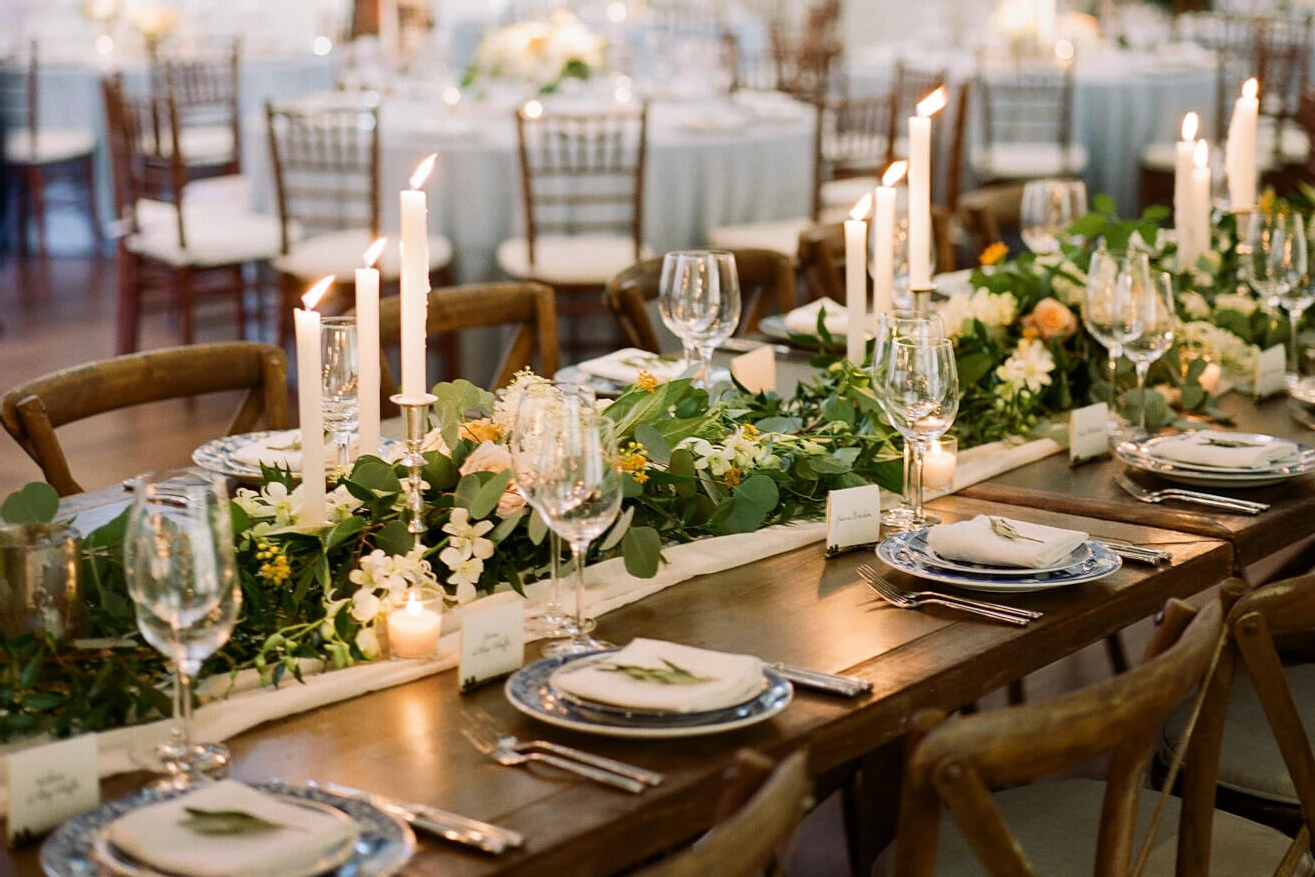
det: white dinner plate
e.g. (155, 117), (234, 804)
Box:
(193, 432), (401, 482)
(877, 531), (1121, 593)
(1114, 434), (1315, 488)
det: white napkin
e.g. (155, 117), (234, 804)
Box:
(1147, 430), (1299, 469)
(925, 515), (1088, 569)
(231, 430), (336, 471)
(551, 638), (766, 713)
(105, 780), (358, 877)
(783, 297), (850, 336)
(575, 348), (689, 386)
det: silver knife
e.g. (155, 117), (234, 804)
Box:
(768, 663), (872, 697)
(315, 781), (524, 854)
(1095, 541), (1172, 565)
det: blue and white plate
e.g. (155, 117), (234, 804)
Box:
(506, 651), (793, 739)
(41, 781), (415, 877)
(877, 530), (1121, 593)
(192, 432), (402, 482)
(1115, 433), (1315, 487)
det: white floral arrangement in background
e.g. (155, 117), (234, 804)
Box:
(463, 9), (606, 94)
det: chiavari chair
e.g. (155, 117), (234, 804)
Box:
(148, 40), (243, 181)
(970, 55), (1087, 188)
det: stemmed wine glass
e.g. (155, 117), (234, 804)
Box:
(881, 337), (959, 528)
(1242, 209), (1309, 390)
(321, 316), (360, 468)
(658, 250), (742, 387)
(871, 310), (947, 529)
(1084, 248), (1150, 437)
(1122, 271), (1177, 439)
(532, 410), (623, 657)
(124, 469), (240, 787)
(507, 380), (597, 639)
(1021, 179), (1088, 255)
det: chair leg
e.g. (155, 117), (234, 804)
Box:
(115, 248), (141, 354)
(15, 170), (30, 256)
(1104, 632), (1130, 675)
(27, 165), (46, 257)
(178, 267), (196, 346)
(233, 265), (248, 341)
(1006, 678), (1026, 706)
(82, 155), (103, 252)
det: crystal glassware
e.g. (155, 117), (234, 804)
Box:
(123, 469), (240, 787)
(1242, 209), (1309, 389)
(880, 337), (959, 528)
(320, 316), (360, 468)
(1084, 247), (1150, 437)
(507, 380), (598, 639)
(1020, 178), (1087, 255)
(1122, 271), (1177, 439)
(531, 410), (623, 657)
(658, 249), (742, 387)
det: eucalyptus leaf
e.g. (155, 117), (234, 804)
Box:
(1, 483), (58, 524)
(621, 526), (661, 577)
(179, 808), (289, 835)
(469, 470), (513, 520)
(634, 424), (672, 464)
(374, 520), (414, 555)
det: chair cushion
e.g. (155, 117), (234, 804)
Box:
(1140, 141), (1180, 172)
(871, 777), (1307, 877)
(274, 228), (453, 282)
(1258, 118), (1311, 165)
(969, 143), (1090, 180)
(707, 217), (813, 258)
(140, 124), (236, 166)
(820, 176), (879, 209)
(1162, 664), (1315, 806)
(5, 127), (96, 164)
(133, 175), (253, 234)
(126, 207), (285, 268)
(497, 235), (649, 286)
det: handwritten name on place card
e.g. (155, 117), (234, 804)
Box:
(460, 592), (525, 692)
(826, 485), (881, 557)
(7, 734), (98, 846)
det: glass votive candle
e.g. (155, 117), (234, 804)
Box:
(386, 588), (443, 659)
(922, 436), (958, 493)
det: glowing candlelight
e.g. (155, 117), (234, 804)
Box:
(908, 88), (945, 291)
(400, 155), (436, 400)
(873, 161), (907, 316)
(294, 277), (335, 524)
(1226, 79), (1259, 210)
(845, 194), (873, 366)
(388, 592), (442, 659)
(356, 238), (386, 456)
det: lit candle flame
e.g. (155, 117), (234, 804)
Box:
(849, 194), (873, 221)
(1181, 112), (1199, 142)
(523, 99), (544, 119)
(441, 86), (461, 106)
(405, 592), (423, 616)
(882, 160), (908, 187)
(363, 237), (386, 269)
(409, 153), (437, 190)
(916, 87), (947, 117)
(1054, 40), (1075, 62)
(1243, 78), (1258, 99)
(1193, 139), (1209, 169)
(302, 276), (335, 310)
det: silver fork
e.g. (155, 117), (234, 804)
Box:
(462, 726), (647, 793)
(857, 565), (1033, 626)
(496, 734), (664, 787)
(1114, 471), (1268, 515)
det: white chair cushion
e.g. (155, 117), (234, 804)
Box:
(1257, 118), (1311, 165)
(274, 228), (453, 282)
(707, 217), (813, 258)
(497, 235), (649, 286)
(871, 777), (1308, 877)
(1162, 663), (1315, 806)
(133, 175), (253, 234)
(821, 176), (879, 209)
(1140, 141), (1180, 172)
(126, 206), (285, 268)
(5, 127), (96, 164)
(970, 143), (1090, 180)
(139, 124), (236, 166)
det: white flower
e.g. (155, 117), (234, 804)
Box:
(1179, 291), (1212, 320)
(349, 587), (381, 622)
(355, 627), (381, 659)
(233, 481), (303, 525)
(439, 546), (484, 602)
(326, 484), (363, 520)
(937, 288), (1017, 338)
(459, 441), (513, 477)
(442, 507), (495, 561)
(349, 546), (440, 606)
(995, 338), (1055, 397)
(1213, 292), (1258, 317)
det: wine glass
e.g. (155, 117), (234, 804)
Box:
(123, 469), (240, 786)
(658, 250), (742, 387)
(1084, 248), (1149, 437)
(1021, 179), (1088, 255)
(1243, 210), (1309, 389)
(532, 410), (623, 657)
(881, 337), (959, 527)
(871, 310), (947, 530)
(321, 316), (360, 468)
(507, 380), (597, 639)
(1122, 271), (1177, 439)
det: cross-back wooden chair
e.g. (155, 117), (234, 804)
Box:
(633, 749), (812, 877)
(370, 282), (560, 415)
(882, 597), (1302, 876)
(498, 103), (650, 361)
(101, 75), (284, 353)
(604, 249), (796, 352)
(1, 41), (100, 256)
(0, 342), (289, 496)
(970, 56), (1087, 187)
(148, 40), (242, 180)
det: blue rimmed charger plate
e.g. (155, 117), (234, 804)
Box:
(505, 650), (793, 739)
(192, 432), (402, 482)
(877, 530), (1121, 593)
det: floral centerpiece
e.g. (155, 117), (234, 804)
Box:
(462, 9), (606, 95)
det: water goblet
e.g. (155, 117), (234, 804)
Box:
(320, 316), (360, 468)
(658, 250), (742, 387)
(123, 469), (240, 787)
(1021, 178), (1087, 255)
(881, 337), (959, 528)
(1084, 247), (1150, 437)
(532, 410), (623, 657)
(1253, 210), (1311, 389)
(1122, 271), (1177, 439)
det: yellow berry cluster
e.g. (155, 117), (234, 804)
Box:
(620, 442), (650, 484)
(723, 465), (744, 488)
(635, 370), (659, 392)
(255, 542), (292, 585)
(979, 241), (1008, 267)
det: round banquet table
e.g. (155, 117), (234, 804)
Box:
(846, 42), (1218, 216)
(243, 88), (816, 283)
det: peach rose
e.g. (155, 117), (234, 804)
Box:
(1022, 297), (1077, 340)
(459, 440), (525, 518)
(460, 418), (501, 444)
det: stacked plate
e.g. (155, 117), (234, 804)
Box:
(877, 529), (1122, 593)
(505, 651), (793, 739)
(193, 431), (402, 482)
(1114, 432), (1315, 488)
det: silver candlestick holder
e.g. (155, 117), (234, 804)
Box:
(391, 393), (436, 550)
(908, 285), (937, 315)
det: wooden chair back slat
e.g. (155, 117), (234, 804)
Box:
(0, 342), (290, 496)
(150, 40), (242, 176)
(977, 58), (1076, 152)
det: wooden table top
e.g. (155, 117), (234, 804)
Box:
(7, 495), (1232, 877)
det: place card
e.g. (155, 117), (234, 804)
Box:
(7, 734), (98, 847)
(731, 345), (776, 394)
(825, 484), (882, 558)
(459, 592), (525, 692)
(1069, 402), (1110, 465)
(1253, 344), (1287, 400)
